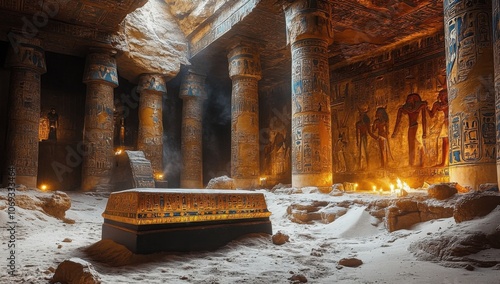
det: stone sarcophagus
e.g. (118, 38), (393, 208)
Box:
(101, 188), (272, 254)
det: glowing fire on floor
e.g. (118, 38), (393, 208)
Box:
(370, 178), (411, 197)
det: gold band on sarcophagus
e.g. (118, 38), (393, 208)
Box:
(102, 189), (272, 225)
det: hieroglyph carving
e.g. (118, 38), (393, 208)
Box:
(228, 43), (261, 188)
(82, 51), (118, 190)
(285, 0), (333, 187)
(5, 38), (46, 183)
(493, 1), (500, 167)
(444, 0), (496, 166)
(179, 70), (206, 187)
(286, 0), (333, 187)
(103, 189), (271, 225)
(137, 74), (166, 175)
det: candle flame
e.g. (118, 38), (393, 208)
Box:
(394, 178), (410, 197)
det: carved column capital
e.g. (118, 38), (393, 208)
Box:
(284, 0), (334, 45)
(227, 42), (262, 80)
(83, 52), (119, 87)
(5, 35), (46, 74)
(137, 73), (167, 94)
(179, 69), (207, 99)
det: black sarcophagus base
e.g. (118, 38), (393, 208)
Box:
(102, 218), (272, 254)
(101, 188), (273, 254)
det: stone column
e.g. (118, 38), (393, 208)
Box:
(284, 0), (334, 189)
(228, 42), (261, 189)
(179, 70), (206, 188)
(493, 1), (500, 186)
(4, 37), (46, 187)
(137, 74), (166, 178)
(82, 51), (119, 191)
(444, 0), (496, 189)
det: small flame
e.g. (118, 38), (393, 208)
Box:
(394, 178), (410, 197)
(396, 178), (403, 189)
(259, 177), (267, 182)
(155, 173), (164, 180)
(115, 149), (123, 155)
(40, 184), (48, 191)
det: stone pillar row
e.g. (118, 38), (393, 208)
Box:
(2, 38), (194, 190)
(179, 69), (207, 189)
(228, 41), (262, 189)
(13, 0), (500, 192)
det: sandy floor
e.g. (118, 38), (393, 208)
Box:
(1, 188), (499, 283)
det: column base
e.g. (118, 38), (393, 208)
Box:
(450, 163), (497, 190)
(12, 175), (37, 188)
(180, 179), (203, 189)
(81, 175), (112, 192)
(292, 173), (333, 189)
(234, 178), (259, 189)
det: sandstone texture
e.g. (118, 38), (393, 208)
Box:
(409, 207), (500, 268)
(165, 0), (227, 35)
(206, 175), (235, 189)
(0, 189), (72, 221)
(272, 231), (290, 245)
(338, 257), (363, 267)
(454, 191), (500, 223)
(113, 0), (190, 82)
(427, 183), (458, 200)
(40, 191), (72, 220)
(287, 201), (350, 224)
(51, 258), (101, 284)
(367, 196), (456, 232)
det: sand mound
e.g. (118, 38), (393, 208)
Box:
(85, 239), (148, 267)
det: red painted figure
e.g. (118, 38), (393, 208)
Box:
(372, 107), (393, 168)
(392, 93), (427, 166)
(428, 89), (449, 167)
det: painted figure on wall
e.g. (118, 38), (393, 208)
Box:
(428, 89), (449, 167)
(335, 132), (348, 172)
(372, 106), (393, 168)
(47, 108), (58, 141)
(356, 106), (376, 170)
(392, 93), (428, 167)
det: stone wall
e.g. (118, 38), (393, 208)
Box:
(330, 31), (449, 189)
(36, 52), (86, 190)
(164, 0), (227, 36)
